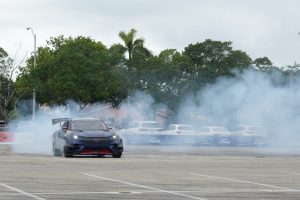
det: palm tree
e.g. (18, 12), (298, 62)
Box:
(118, 28), (148, 60)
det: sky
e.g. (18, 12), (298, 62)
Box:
(1, 0), (300, 67)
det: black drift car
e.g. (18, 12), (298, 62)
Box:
(52, 118), (123, 158)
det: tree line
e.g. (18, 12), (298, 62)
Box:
(0, 28), (296, 121)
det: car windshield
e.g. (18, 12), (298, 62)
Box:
(178, 126), (194, 130)
(142, 122), (160, 128)
(71, 120), (107, 131)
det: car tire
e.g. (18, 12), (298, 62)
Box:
(112, 152), (122, 158)
(53, 143), (61, 156)
(63, 146), (72, 158)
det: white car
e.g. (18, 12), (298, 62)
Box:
(118, 121), (163, 144)
(231, 125), (268, 146)
(163, 124), (197, 144)
(123, 121), (163, 132)
(196, 126), (233, 146)
(165, 124), (196, 135)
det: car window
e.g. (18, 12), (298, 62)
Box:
(71, 120), (107, 131)
(178, 126), (194, 130)
(62, 121), (69, 129)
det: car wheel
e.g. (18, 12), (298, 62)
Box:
(62, 146), (73, 158)
(53, 143), (61, 156)
(112, 152), (122, 158)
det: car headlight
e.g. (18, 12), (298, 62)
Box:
(112, 135), (117, 139)
(73, 135), (78, 140)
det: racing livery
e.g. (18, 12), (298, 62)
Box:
(52, 118), (123, 158)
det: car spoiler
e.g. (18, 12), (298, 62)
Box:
(52, 118), (70, 125)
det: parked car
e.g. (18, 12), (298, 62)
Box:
(230, 125), (268, 146)
(125, 121), (163, 132)
(196, 126), (233, 146)
(52, 118), (123, 158)
(165, 124), (196, 135)
(163, 124), (197, 144)
(118, 121), (163, 144)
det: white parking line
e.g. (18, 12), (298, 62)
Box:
(0, 182), (46, 200)
(0, 189), (297, 197)
(189, 173), (298, 192)
(0, 191), (141, 196)
(83, 173), (208, 200)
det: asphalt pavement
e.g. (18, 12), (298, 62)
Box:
(0, 145), (300, 200)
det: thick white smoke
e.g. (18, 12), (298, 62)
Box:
(10, 106), (73, 155)
(178, 69), (300, 147)
(9, 69), (300, 155)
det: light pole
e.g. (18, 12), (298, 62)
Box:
(26, 27), (36, 119)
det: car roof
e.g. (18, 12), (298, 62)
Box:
(169, 124), (193, 127)
(71, 118), (101, 122)
(131, 121), (158, 123)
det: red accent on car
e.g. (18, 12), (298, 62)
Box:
(80, 149), (112, 155)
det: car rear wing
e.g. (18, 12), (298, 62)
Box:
(52, 118), (70, 125)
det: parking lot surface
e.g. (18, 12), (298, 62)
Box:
(0, 145), (300, 200)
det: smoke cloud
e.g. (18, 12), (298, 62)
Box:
(10, 106), (73, 155)
(178, 69), (300, 147)
(8, 69), (300, 155)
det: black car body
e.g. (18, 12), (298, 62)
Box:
(52, 118), (123, 158)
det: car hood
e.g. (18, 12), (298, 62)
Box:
(71, 130), (114, 137)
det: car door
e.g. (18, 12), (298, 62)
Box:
(57, 121), (69, 151)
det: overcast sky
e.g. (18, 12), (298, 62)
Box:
(1, 0), (300, 66)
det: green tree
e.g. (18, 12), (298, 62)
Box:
(254, 57), (273, 71)
(117, 29), (153, 95)
(0, 47), (19, 121)
(118, 28), (151, 61)
(17, 36), (129, 109)
(224, 50), (253, 72)
(182, 39), (252, 93)
(132, 49), (189, 110)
